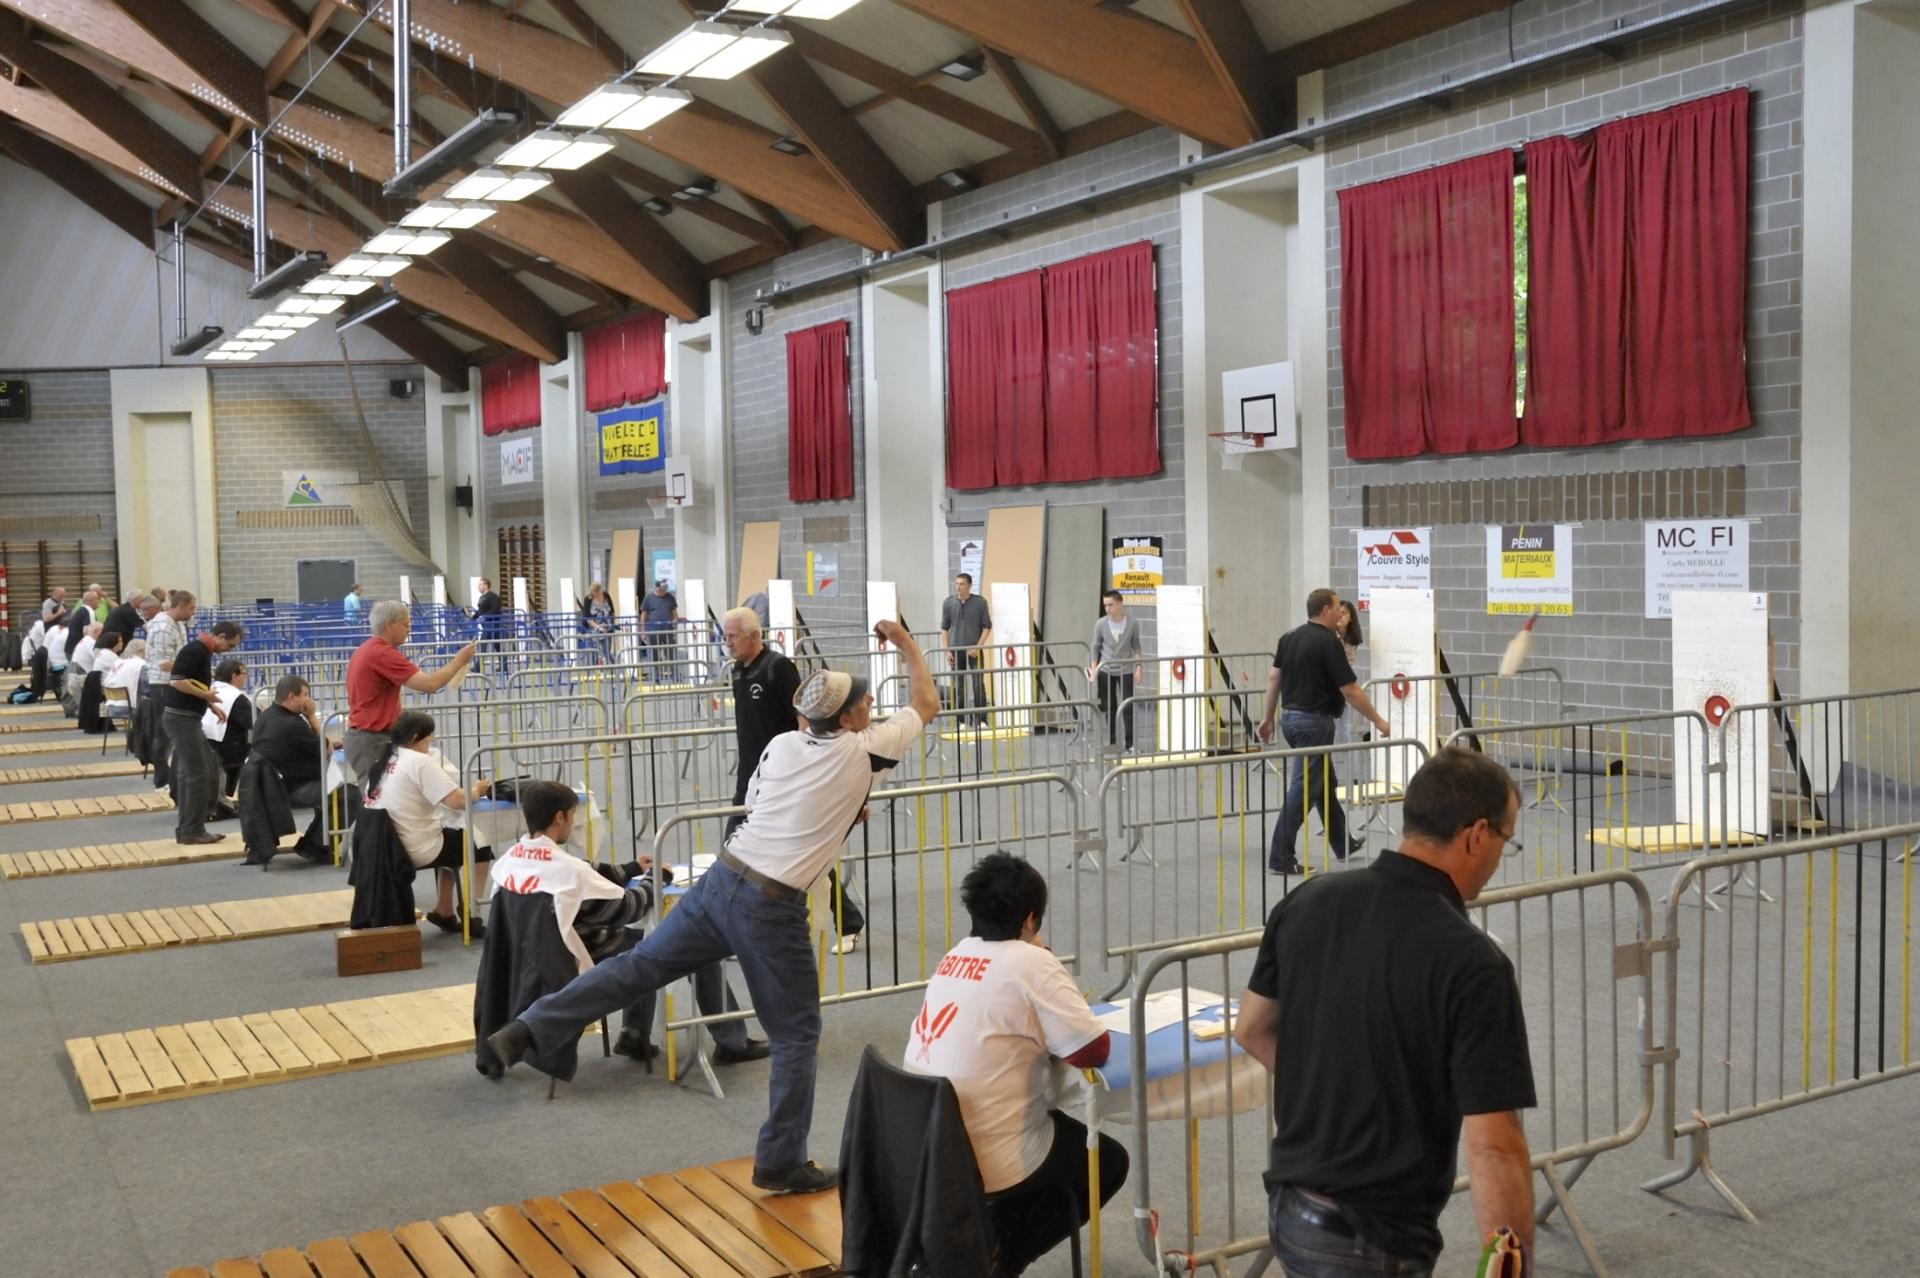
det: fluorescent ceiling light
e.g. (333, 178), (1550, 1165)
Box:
(300, 277), (346, 294)
(202, 351), (235, 361)
(233, 341), (274, 351)
(330, 277), (377, 296)
(446, 168), (551, 202)
(253, 315), (297, 328)
(365, 228), (415, 254)
(688, 27), (791, 79)
(384, 108), (522, 199)
(276, 314), (320, 328)
(939, 54), (985, 81)
(225, 351), (260, 361)
(397, 229), (453, 255)
(235, 327), (277, 341)
(400, 201), (455, 227)
(729, 0), (798, 13)
(615, 87), (693, 131)
(333, 255), (380, 277)
(275, 297), (320, 313)
(245, 250), (327, 301)
(365, 256), (412, 278)
(498, 129), (611, 171)
(636, 23), (738, 77)
(641, 197), (673, 215)
(439, 202), (496, 229)
(789, 0), (866, 16)
(558, 84), (648, 129)
(337, 290), (404, 334)
(299, 296), (345, 315)
(546, 132), (616, 169)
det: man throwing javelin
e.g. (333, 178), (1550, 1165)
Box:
(487, 619), (939, 1193)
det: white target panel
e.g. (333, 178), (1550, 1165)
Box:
(1157, 585), (1208, 755)
(867, 581), (902, 712)
(1368, 588), (1437, 788)
(989, 581), (1033, 731)
(767, 579), (797, 658)
(1672, 591), (1770, 838)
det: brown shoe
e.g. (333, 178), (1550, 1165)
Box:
(177, 832), (224, 845)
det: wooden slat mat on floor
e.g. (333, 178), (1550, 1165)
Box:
(66, 982), (523, 1112)
(0, 834), (294, 878)
(0, 737), (106, 756)
(0, 719), (78, 735)
(162, 1156), (840, 1278)
(0, 789), (173, 825)
(24, 887), (354, 964)
(0, 759), (146, 785)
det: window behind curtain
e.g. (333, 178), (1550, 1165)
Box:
(786, 319), (854, 503)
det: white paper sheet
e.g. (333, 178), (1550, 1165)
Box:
(1096, 988), (1228, 1037)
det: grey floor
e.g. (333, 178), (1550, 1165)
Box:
(1, 720), (1915, 1277)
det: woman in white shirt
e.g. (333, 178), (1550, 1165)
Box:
(103, 639), (145, 710)
(363, 710), (493, 935)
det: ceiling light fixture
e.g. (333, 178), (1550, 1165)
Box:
(400, 199), (494, 229)
(636, 23), (740, 77)
(253, 314), (298, 328)
(169, 325), (224, 357)
(365, 256), (412, 278)
(332, 255), (380, 277)
(276, 314), (320, 328)
(235, 327), (279, 341)
(396, 229), (453, 255)
(938, 54), (986, 81)
(497, 129), (615, 170)
(641, 197), (673, 215)
(364, 228), (415, 254)
(770, 134), (808, 156)
(937, 168), (979, 192)
(729, 0), (799, 14)
(384, 108), (522, 198)
(446, 168), (552, 202)
(298, 295), (345, 315)
(672, 176), (719, 201)
(606, 87), (693, 133)
(337, 289), (404, 334)
(686, 26), (791, 79)
(244, 250), (328, 301)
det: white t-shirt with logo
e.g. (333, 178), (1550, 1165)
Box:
(365, 747), (461, 867)
(902, 935), (1106, 1192)
(489, 834), (628, 973)
(729, 707), (925, 890)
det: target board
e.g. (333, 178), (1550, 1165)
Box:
(1671, 591), (1770, 838)
(1157, 585), (1208, 755)
(989, 581), (1033, 730)
(1368, 588), (1437, 787)
(682, 578), (715, 682)
(615, 577), (640, 664)
(767, 579), (797, 657)
(867, 581), (902, 711)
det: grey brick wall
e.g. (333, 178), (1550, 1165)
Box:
(210, 362), (431, 603)
(482, 423), (543, 583)
(0, 369), (119, 625)
(1322, 0), (1803, 718)
(582, 394), (676, 596)
(726, 238), (869, 633)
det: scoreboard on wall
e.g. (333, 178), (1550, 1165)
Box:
(0, 379), (28, 420)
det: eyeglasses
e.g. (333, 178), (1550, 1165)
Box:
(1496, 825), (1524, 858)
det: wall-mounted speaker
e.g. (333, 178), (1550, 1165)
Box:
(454, 483), (474, 512)
(389, 378), (417, 399)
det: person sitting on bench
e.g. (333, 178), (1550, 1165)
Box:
(203, 659), (255, 798)
(246, 674), (335, 862)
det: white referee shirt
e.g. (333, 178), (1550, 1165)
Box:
(727, 707), (925, 891)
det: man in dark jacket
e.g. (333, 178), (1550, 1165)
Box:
(99, 592), (147, 648)
(250, 675), (333, 856)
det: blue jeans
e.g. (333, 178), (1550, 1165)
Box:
(516, 861), (820, 1170)
(1270, 711), (1345, 871)
(1269, 1191), (1432, 1277)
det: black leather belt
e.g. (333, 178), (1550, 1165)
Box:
(1278, 1186), (1358, 1238)
(717, 848), (806, 903)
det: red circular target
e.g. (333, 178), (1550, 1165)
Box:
(1703, 694), (1731, 727)
(1004, 646), (1017, 667)
(772, 632), (786, 651)
(1171, 657), (1188, 682)
(1390, 674), (1411, 700)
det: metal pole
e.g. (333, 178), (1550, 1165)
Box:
(249, 129), (267, 282)
(171, 221), (187, 342)
(392, 0), (412, 174)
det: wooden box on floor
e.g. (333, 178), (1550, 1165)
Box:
(334, 925), (421, 977)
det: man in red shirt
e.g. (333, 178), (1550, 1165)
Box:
(343, 600), (476, 781)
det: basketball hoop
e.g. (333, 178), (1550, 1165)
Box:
(647, 494), (684, 519)
(1208, 431), (1268, 471)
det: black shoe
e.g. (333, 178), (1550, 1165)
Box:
(751, 1161), (838, 1194)
(1343, 836), (1367, 860)
(210, 805), (239, 822)
(713, 1038), (771, 1065)
(484, 1020), (532, 1074)
(177, 832), (224, 846)
(423, 911), (464, 935)
(292, 841), (332, 864)
(612, 1031), (660, 1062)
(1269, 860), (1303, 876)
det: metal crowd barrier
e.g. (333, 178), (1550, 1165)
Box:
(1364, 664), (1566, 743)
(1093, 738), (1430, 989)
(1110, 687), (1265, 761)
(1645, 822), (1920, 1223)
(1123, 865), (1657, 1277)
(647, 771), (1084, 1093)
(1443, 710), (1716, 887)
(1719, 687), (1920, 841)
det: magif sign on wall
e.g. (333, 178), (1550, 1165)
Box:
(500, 435), (535, 486)
(1644, 520), (1750, 618)
(1486, 524), (1574, 615)
(1109, 535), (1165, 605)
(1354, 528), (1432, 609)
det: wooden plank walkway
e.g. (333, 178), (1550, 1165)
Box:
(23, 887), (355, 965)
(0, 833), (299, 879)
(0, 719), (79, 735)
(0, 737), (105, 756)
(69, 983), (483, 1109)
(162, 1156), (840, 1278)
(0, 789), (174, 825)
(0, 759), (146, 785)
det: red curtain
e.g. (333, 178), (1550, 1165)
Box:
(1338, 150), (1517, 459)
(480, 355), (540, 435)
(1042, 241), (1160, 481)
(583, 311), (667, 412)
(946, 271), (1047, 490)
(786, 320), (854, 503)
(1523, 90), (1750, 446)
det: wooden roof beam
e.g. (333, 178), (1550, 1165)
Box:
(104, 0), (269, 124)
(982, 48), (1062, 161)
(1176, 0), (1282, 139)
(0, 0), (257, 120)
(545, 168), (706, 320)
(1268, 0), (1512, 81)
(359, 306), (468, 387)
(0, 114), (154, 244)
(0, 74), (189, 199)
(890, 0), (1257, 148)
(0, 25), (204, 198)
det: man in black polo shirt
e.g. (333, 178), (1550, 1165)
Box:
(249, 674), (336, 861)
(163, 621), (245, 845)
(1233, 747), (1536, 1277)
(1257, 588), (1392, 875)
(724, 605), (863, 954)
